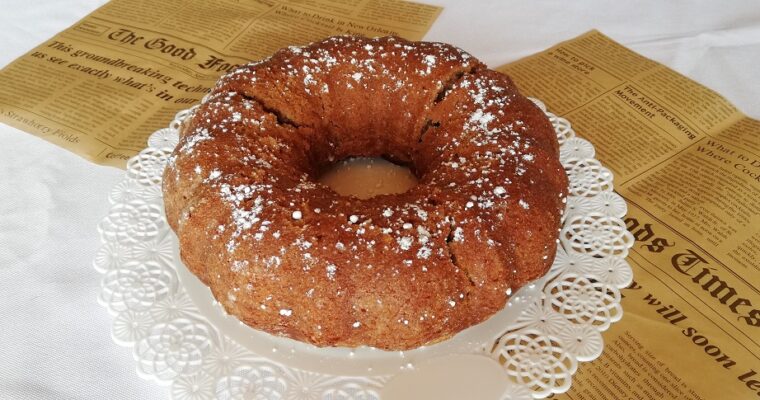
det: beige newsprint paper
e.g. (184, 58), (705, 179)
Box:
(0, 0), (441, 168)
(4, 4), (759, 396)
(499, 30), (760, 400)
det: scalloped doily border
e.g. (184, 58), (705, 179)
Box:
(95, 98), (634, 399)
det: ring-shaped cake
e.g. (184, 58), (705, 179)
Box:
(163, 35), (568, 350)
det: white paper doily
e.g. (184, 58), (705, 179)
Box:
(95, 98), (634, 399)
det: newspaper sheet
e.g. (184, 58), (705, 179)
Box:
(499, 30), (760, 400)
(0, 0), (441, 167)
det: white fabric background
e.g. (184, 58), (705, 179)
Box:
(0, 1), (758, 399)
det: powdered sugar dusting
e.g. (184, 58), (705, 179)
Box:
(326, 264), (337, 280)
(167, 35), (565, 345)
(397, 236), (413, 251)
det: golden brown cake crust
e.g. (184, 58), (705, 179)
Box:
(162, 35), (568, 350)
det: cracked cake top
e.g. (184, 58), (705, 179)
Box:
(162, 35), (568, 350)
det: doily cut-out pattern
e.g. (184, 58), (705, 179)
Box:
(95, 99), (633, 399)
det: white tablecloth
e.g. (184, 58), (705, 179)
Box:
(1, 1), (758, 399)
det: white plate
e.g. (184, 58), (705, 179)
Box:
(95, 98), (634, 399)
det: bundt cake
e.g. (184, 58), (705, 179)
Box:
(162, 35), (568, 350)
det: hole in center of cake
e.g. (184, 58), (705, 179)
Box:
(319, 157), (418, 199)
